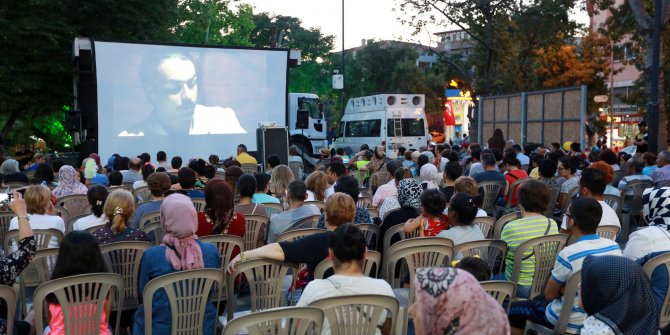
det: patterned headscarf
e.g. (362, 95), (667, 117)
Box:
(160, 194), (204, 271)
(413, 268), (509, 335)
(419, 164), (439, 190)
(642, 187), (670, 227)
(581, 255), (658, 335)
(52, 165), (88, 198)
(398, 179), (422, 211)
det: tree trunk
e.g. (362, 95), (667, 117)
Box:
(0, 111), (19, 145)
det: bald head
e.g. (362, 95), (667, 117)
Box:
(129, 158), (143, 171)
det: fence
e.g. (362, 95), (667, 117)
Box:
(477, 85), (587, 149)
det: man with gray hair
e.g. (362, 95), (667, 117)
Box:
(651, 151), (670, 187)
(121, 157), (144, 184)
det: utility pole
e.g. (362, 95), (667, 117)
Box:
(647, 0), (662, 152)
(341, 0), (346, 121)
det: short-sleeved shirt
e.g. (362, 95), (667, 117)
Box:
(623, 226), (670, 260)
(421, 214), (449, 236)
(252, 193), (280, 204)
(561, 201), (620, 230)
(437, 225), (485, 259)
(501, 215), (558, 286)
(560, 176), (580, 194)
(236, 152), (257, 165)
(73, 214), (108, 231)
(504, 170), (528, 205)
(474, 170), (506, 185)
(545, 235), (622, 333)
(372, 179), (397, 207)
(91, 223), (151, 245)
(279, 231), (333, 279)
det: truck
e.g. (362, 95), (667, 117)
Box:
(287, 93), (329, 157)
(333, 94), (430, 159)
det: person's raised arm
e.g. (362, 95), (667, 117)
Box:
(10, 191), (33, 240)
(226, 243), (285, 275)
(403, 217), (423, 234)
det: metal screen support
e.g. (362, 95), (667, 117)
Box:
(580, 85), (587, 151)
(521, 92), (528, 145)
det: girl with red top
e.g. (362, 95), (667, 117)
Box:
(197, 179), (246, 239)
(404, 189), (449, 237)
(502, 152), (528, 207)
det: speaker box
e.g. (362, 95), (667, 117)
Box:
(296, 109), (309, 129)
(256, 127), (289, 170)
(65, 112), (81, 132)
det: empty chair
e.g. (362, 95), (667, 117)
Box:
(222, 306), (323, 335)
(309, 294), (399, 335)
(33, 273), (124, 335)
(140, 269), (223, 335)
(226, 259), (297, 321)
(243, 215), (270, 250)
(477, 181), (505, 216)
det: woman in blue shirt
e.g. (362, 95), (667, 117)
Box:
(133, 193), (220, 334)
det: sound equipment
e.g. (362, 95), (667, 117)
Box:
(296, 109), (309, 129)
(256, 127), (289, 169)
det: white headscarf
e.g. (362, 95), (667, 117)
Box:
(420, 164), (439, 190)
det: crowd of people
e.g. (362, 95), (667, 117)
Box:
(1, 123), (670, 334)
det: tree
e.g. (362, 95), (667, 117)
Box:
(172, 0), (255, 46)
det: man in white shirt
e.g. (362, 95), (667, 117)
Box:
(297, 224), (395, 335)
(325, 161), (347, 200)
(372, 160), (401, 208)
(560, 168), (620, 232)
(513, 144), (530, 166)
(623, 187), (670, 260)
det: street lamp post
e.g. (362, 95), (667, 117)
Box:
(647, 0), (662, 152)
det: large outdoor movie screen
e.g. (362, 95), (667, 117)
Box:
(94, 41), (288, 161)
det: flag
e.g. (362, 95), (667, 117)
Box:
(444, 100), (456, 126)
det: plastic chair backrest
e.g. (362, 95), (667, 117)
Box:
(66, 213), (91, 233)
(192, 198), (206, 212)
(4, 228), (63, 254)
(369, 170), (390, 194)
(309, 294), (399, 335)
(493, 211), (523, 240)
(381, 224), (406, 279)
(288, 161), (304, 181)
(34, 273), (124, 335)
(244, 215), (270, 250)
(304, 201), (326, 212)
(622, 179), (654, 214)
(603, 194), (623, 216)
(142, 221), (163, 246)
(222, 306), (323, 335)
(480, 280), (516, 313)
(142, 268), (222, 335)
(473, 216), (495, 238)
(241, 164), (258, 175)
(56, 194), (91, 218)
(263, 202), (284, 217)
(54, 205), (71, 224)
(275, 228), (324, 243)
(596, 225), (620, 241)
(544, 185), (562, 218)
(133, 186), (152, 203)
(564, 186), (579, 210)
(501, 178), (530, 210)
(226, 259), (297, 321)
(453, 239), (507, 277)
(357, 196), (372, 209)
(643, 252), (670, 327)
(510, 234), (569, 299)
(137, 210), (160, 230)
(0, 285), (16, 335)
(0, 211), (14, 251)
(291, 214), (321, 230)
(478, 181), (505, 215)
(100, 241), (151, 310)
(314, 250), (383, 279)
(554, 271), (582, 334)
(19, 248), (59, 318)
(358, 223), (381, 250)
(367, 208), (380, 219)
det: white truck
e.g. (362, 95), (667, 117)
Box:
(287, 93), (329, 157)
(333, 94), (430, 159)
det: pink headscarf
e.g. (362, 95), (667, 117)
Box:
(413, 267), (510, 334)
(160, 194), (204, 271)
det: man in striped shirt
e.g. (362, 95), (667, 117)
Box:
(508, 196), (622, 334)
(501, 180), (558, 298)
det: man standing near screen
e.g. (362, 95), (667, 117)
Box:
(119, 52), (246, 136)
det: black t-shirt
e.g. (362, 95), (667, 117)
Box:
(636, 132), (648, 153)
(279, 231), (333, 280)
(441, 186), (455, 202)
(377, 207), (419, 253)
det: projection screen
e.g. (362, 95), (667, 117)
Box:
(94, 41), (288, 162)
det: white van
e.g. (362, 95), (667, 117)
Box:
(333, 94), (430, 159)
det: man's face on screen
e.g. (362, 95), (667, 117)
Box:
(148, 56), (198, 133)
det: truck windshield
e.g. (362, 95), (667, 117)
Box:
(386, 118), (426, 137)
(298, 98), (322, 120)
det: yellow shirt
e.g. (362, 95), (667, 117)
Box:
(530, 167), (540, 179)
(236, 152), (257, 165)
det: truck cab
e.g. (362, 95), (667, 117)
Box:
(288, 93), (328, 157)
(333, 94), (429, 159)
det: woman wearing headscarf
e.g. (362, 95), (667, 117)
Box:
(200, 178), (246, 238)
(623, 187), (670, 260)
(377, 179), (422, 252)
(409, 267), (510, 335)
(133, 193), (220, 335)
(52, 165), (88, 198)
(419, 163), (439, 190)
(580, 255), (658, 335)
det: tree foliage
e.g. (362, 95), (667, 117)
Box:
(172, 0), (254, 46)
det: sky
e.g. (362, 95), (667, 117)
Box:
(241, 0), (591, 51)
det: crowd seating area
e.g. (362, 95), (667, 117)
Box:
(1, 137), (670, 335)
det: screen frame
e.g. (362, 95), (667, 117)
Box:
(89, 38), (291, 158)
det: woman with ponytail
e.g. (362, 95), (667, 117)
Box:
(133, 193), (220, 335)
(91, 190), (150, 245)
(73, 185), (109, 231)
